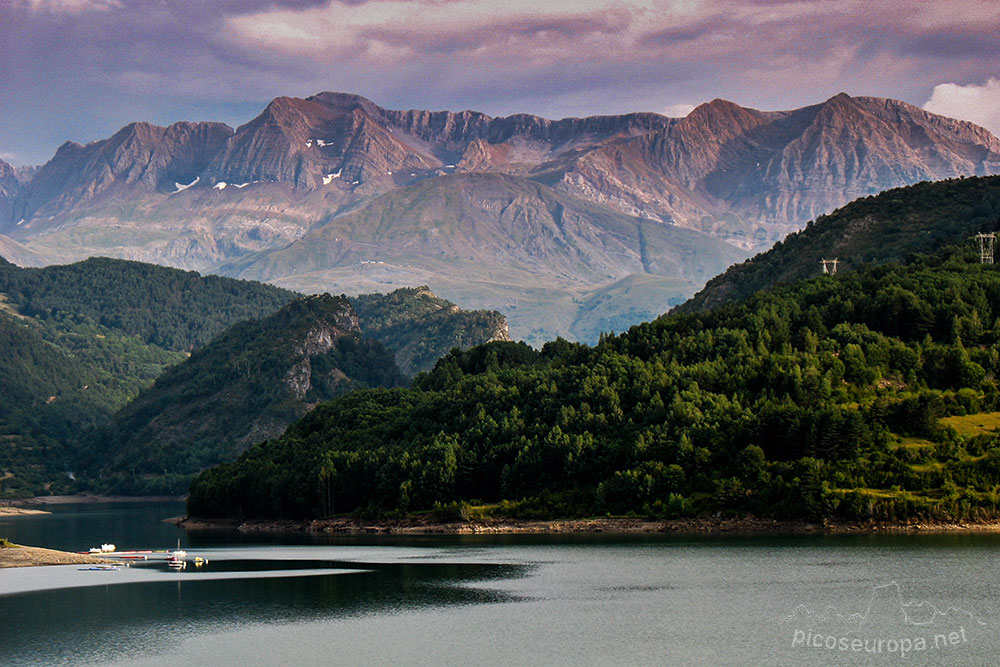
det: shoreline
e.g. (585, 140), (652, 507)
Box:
(0, 543), (112, 568)
(10, 495), (186, 506)
(177, 515), (1000, 535)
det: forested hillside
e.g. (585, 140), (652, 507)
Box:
(76, 294), (404, 495)
(352, 286), (509, 376)
(0, 257), (511, 498)
(0, 314), (137, 495)
(190, 244), (1000, 523)
(0, 257), (296, 498)
(0, 257), (296, 351)
(678, 176), (1000, 313)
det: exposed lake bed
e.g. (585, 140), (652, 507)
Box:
(180, 512), (1000, 536)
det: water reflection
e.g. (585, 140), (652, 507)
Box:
(0, 559), (531, 666)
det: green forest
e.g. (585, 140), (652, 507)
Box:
(189, 241), (1000, 524)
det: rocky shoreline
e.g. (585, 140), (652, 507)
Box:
(176, 515), (1000, 535)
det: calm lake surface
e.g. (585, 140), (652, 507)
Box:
(2, 504), (1000, 665)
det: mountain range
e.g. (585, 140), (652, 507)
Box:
(3, 92), (1000, 344)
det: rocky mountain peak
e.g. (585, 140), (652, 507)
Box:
(307, 91), (379, 116)
(5, 91), (1000, 327)
(678, 98), (768, 134)
(824, 91), (855, 105)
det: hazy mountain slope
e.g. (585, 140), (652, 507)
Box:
(0, 235), (55, 267)
(218, 173), (747, 345)
(676, 175), (1000, 313)
(81, 294), (403, 493)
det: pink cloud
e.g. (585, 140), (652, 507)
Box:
(5, 0), (1000, 165)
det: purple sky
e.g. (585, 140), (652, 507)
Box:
(2, 0), (999, 166)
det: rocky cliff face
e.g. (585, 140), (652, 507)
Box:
(351, 285), (511, 375)
(543, 94), (1000, 247)
(16, 121), (233, 227)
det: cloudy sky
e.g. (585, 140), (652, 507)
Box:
(2, 0), (998, 166)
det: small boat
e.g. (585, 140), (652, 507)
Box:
(79, 564), (122, 571)
(171, 538), (186, 559)
(167, 557), (186, 570)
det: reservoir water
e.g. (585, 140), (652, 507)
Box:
(2, 503), (999, 665)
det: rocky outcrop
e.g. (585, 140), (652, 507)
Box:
(0, 160), (35, 233)
(487, 319), (511, 343)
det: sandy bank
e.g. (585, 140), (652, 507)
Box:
(0, 544), (111, 568)
(0, 506), (50, 516)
